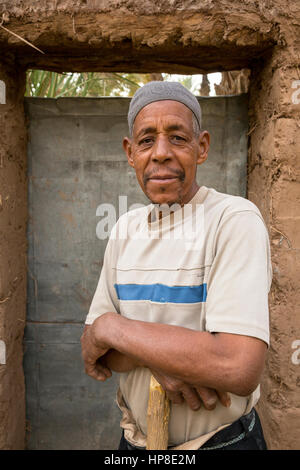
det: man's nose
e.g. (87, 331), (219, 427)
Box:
(151, 135), (173, 162)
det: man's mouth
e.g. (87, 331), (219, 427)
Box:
(145, 170), (185, 185)
(148, 175), (179, 184)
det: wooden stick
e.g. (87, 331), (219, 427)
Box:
(146, 375), (170, 450)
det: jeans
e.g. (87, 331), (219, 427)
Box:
(118, 408), (267, 450)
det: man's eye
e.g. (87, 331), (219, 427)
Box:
(139, 137), (153, 145)
(172, 135), (185, 142)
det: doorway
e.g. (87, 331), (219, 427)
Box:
(23, 93), (248, 449)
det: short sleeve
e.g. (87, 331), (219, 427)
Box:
(205, 210), (272, 346)
(85, 235), (120, 325)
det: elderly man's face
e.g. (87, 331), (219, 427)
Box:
(123, 100), (209, 206)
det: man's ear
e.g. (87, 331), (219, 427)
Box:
(196, 131), (210, 166)
(123, 137), (135, 168)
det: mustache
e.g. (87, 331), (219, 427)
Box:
(143, 168), (185, 185)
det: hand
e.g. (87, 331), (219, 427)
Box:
(151, 369), (231, 411)
(80, 320), (112, 381)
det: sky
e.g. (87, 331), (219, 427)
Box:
(192, 73), (222, 96)
(164, 73), (222, 96)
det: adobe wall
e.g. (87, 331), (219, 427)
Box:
(0, 57), (27, 449)
(0, 0), (299, 449)
(248, 47), (300, 449)
(0, 0), (278, 73)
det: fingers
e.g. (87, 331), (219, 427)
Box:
(83, 358), (112, 382)
(84, 362), (111, 381)
(150, 371), (186, 407)
(167, 387), (231, 411)
(216, 389), (231, 408)
(84, 364), (106, 381)
(195, 386), (218, 410)
(195, 386), (231, 410)
(149, 369), (231, 412)
(95, 358), (112, 378)
(181, 386), (202, 411)
(81, 326), (112, 381)
(166, 391), (184, 405)
(166, 387), (201, 411)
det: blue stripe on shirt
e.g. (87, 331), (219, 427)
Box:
(114, 283), (207, 303)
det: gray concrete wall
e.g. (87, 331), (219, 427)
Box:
(23, 95), (248, 450)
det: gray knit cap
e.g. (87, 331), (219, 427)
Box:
(128, 81), (202, 135)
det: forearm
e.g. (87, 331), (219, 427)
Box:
(83, 324), (141, 373)
(101, 349), (143, 373)
(96, 312), (262, 396)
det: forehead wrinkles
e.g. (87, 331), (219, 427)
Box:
(133, 105), (194, 138)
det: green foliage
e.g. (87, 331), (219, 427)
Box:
(25, 71), (198, 98)
(26, 71), (155, 98)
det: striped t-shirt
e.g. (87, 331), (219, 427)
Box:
(85, 186), (272, 447)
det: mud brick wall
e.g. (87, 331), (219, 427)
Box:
(248, 49), (300, 450)
(0, 0), (299, 449)
(0, 57), (27, 449)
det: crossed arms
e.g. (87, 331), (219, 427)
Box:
(81, 312), (267, 411)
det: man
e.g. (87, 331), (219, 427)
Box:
(81, 81), (272, 450)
